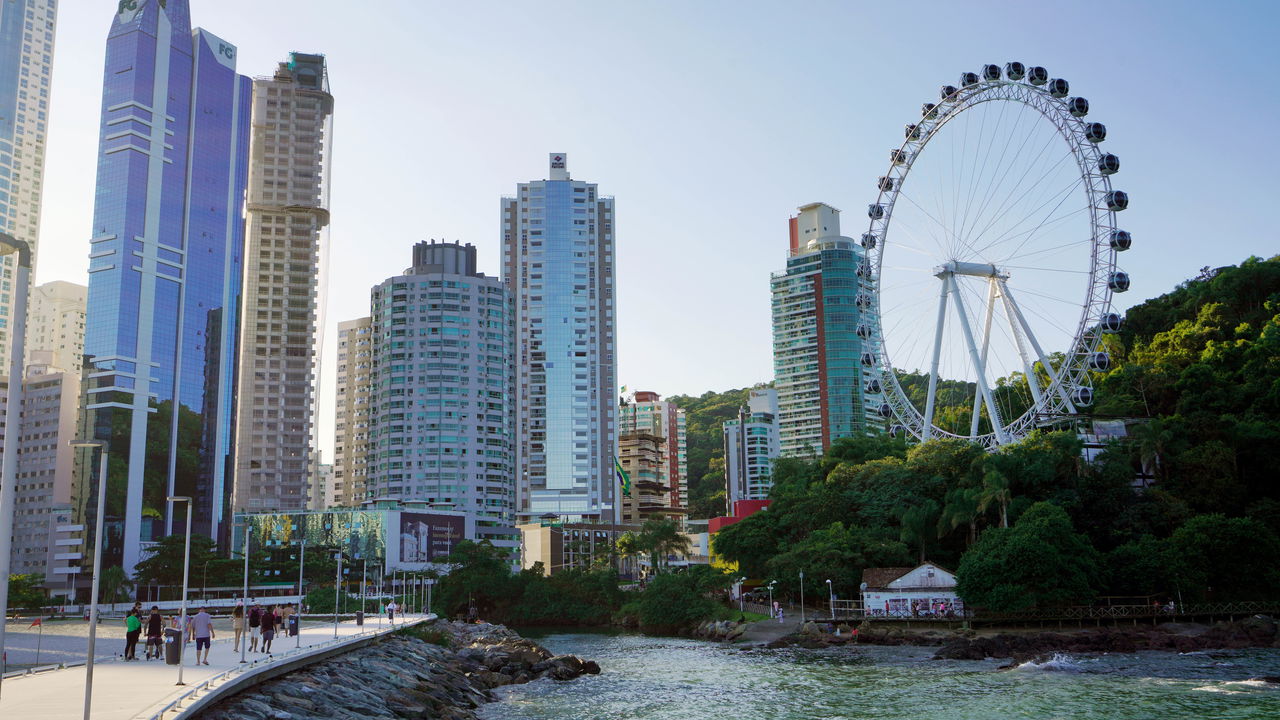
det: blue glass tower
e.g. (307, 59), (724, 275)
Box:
(81, 0), (250, 573)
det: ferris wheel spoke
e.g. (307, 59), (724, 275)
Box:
(958, 101), (1019, 248)
(956, 126), (1064, 255)
(990, 179), (1089, 263)
(964, 155), (1079, 259)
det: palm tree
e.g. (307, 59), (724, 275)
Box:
(898, 500), (940, 564)
(978, 459), (1012, 528)
(616, 532), (642, 579)
(99, 565), (134, 605)
(637, 517), (692, 574)
(1128, 418), (1171, 486)
(938, 487), (982, 547)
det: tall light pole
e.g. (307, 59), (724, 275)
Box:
(69, 441), (108, 720)
(333, 552), (343, 638)
(240, 527), (249, 664)
(735, 576), (746, 613)
(0, 235), (32, 702)
(826, 578), (834, 620)
(426, 578), (434, 618)
(361, 559), (367, 618)
(296, 538), (306, 649)
(799, 571), (805, 624)
(167, 496), (193, 686)
(767, 580), (776, 618)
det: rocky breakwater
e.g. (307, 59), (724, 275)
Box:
(692, 620), (748, 642)
(194, 621), (598, 720)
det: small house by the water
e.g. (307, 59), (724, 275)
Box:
(860, 562), (964, 617)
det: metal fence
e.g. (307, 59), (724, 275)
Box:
(823, 600), (1280, 623)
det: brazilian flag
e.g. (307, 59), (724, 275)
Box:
(614, 456), (631, 497)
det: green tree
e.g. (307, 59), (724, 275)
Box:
(6, 574), (47, 611)
(637, 517), (693, 574)
(711, 509), (780, 578)
(938, 487), (983, 547)
(977, 457), (1013, 528)
(956, 502), (1100, 612)
(1167, 514), (1280, 601)
(766, 521), (909, 600)
(898, 500), (941, 563)
(433, 540), (521, 619)
(99, 565), (134, 604)
(634, 567), (728, 634)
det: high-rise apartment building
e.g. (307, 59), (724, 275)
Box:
(618, 390), (687, 511)
(233, 53), (333, 513)
(333, 316), (372, 507)
(0, 0), (57, 371)
(27, 280), (86, 369)
(365, 241), (516, 552)
(79, 0), (250, 572)
(771, 202), (877, 457)
(502, 154), (618, 521)
(2, 351), (79, 592)
(723, 388), (781, 504)
(617, 431), (683, 525)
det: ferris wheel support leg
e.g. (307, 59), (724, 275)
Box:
(998, 279), (1077, 415)
(947, 274), (1009, 445)
(999, 284), (1046, 411)
(922, 278), (950, 441)
(970, 279), (999, 438)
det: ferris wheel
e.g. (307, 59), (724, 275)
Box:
(861, 63), (1131, 448)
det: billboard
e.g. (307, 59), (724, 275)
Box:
(399, 512), (465, 563)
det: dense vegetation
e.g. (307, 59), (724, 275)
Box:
(713, 256), (1280, 612)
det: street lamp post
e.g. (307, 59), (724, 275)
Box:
(333, 553), (343, 638)
(296, 539), (306, 649)
(735, 576), (746, 613)
(767, 580), (776, 619)
(240, 528), (249, 664)
(826, 579), (834, 620)
(69, 441), (108, 720)
(0, 236), (33, 703)
(426, 578), (434, 617)
(361, 559), (367, 619)
(799, 571), (805, 624)
(167, 496), (194, 686)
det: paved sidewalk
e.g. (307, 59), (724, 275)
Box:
(0, 613), (421, 720)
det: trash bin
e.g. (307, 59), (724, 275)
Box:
(164, 628), (183, 665)
(355, 610), (364, 626)
(289, 614), (299, 636)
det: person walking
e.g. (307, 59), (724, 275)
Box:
(189, 607), (216, 665)
(248, 602), (262, 652)
(145, 606), (164, 660)
(260, 606), (278, 654)
(387, 599), (397, 624)
(124, 609), (142, 660)
(232, 603), (245, 652)
(279, 603), (293, 637)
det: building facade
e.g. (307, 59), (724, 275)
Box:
(502, 154), (618, 521)
(234, 502), (472, 571)
(723, 388), (780, 504)
(365, 241), (516, 553)
(2, 351), (79, 592)
(0, 0), (56, 371)
(617, 431), (684, 525)
(233, 52), (334, 514)
(79, 0), (251, 572)
(771, 202), (876, 457)
(27, 280), (86, 370)
(618, 390), (688, 511)
(333, 316), (373, 507)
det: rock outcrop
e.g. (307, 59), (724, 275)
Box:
(194, 622), (597, 720)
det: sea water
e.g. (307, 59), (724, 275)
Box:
(481, 631), (1280, 720)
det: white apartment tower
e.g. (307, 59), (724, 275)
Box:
(0, 0), (57, 371)
(233, 53), (334, 512)
(723, 388), (781, 504)
(333, 316), (372, 507)
(502, 154), (618, 521)
(27, 280), (85, 370)
(366, 241), (516, 552)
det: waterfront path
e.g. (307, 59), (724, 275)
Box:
(0, 613), (428, 719)
(736, 607), (804, 646)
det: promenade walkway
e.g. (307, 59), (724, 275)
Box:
(0, 613), (425, 720)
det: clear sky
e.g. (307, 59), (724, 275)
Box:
(36, 0), (1280, 458)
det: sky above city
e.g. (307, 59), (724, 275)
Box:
(36, 0), (1280, 457)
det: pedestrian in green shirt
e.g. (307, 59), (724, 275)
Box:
(124, 609), (142, 661)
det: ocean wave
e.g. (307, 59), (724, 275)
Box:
(1013, 653), (1084, 672)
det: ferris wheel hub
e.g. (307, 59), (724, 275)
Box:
(933, 261), (1008, 280)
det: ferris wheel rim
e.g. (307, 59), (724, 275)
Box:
(861, 66), (1129, 447)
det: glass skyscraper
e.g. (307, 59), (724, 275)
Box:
(0, 0), (57, 370)
(80, 0), (250, 572)
(502, 154), (618, 521)
(771, 202), (878, 456)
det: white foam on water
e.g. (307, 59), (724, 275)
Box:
(1014, 653), (1084, 672)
